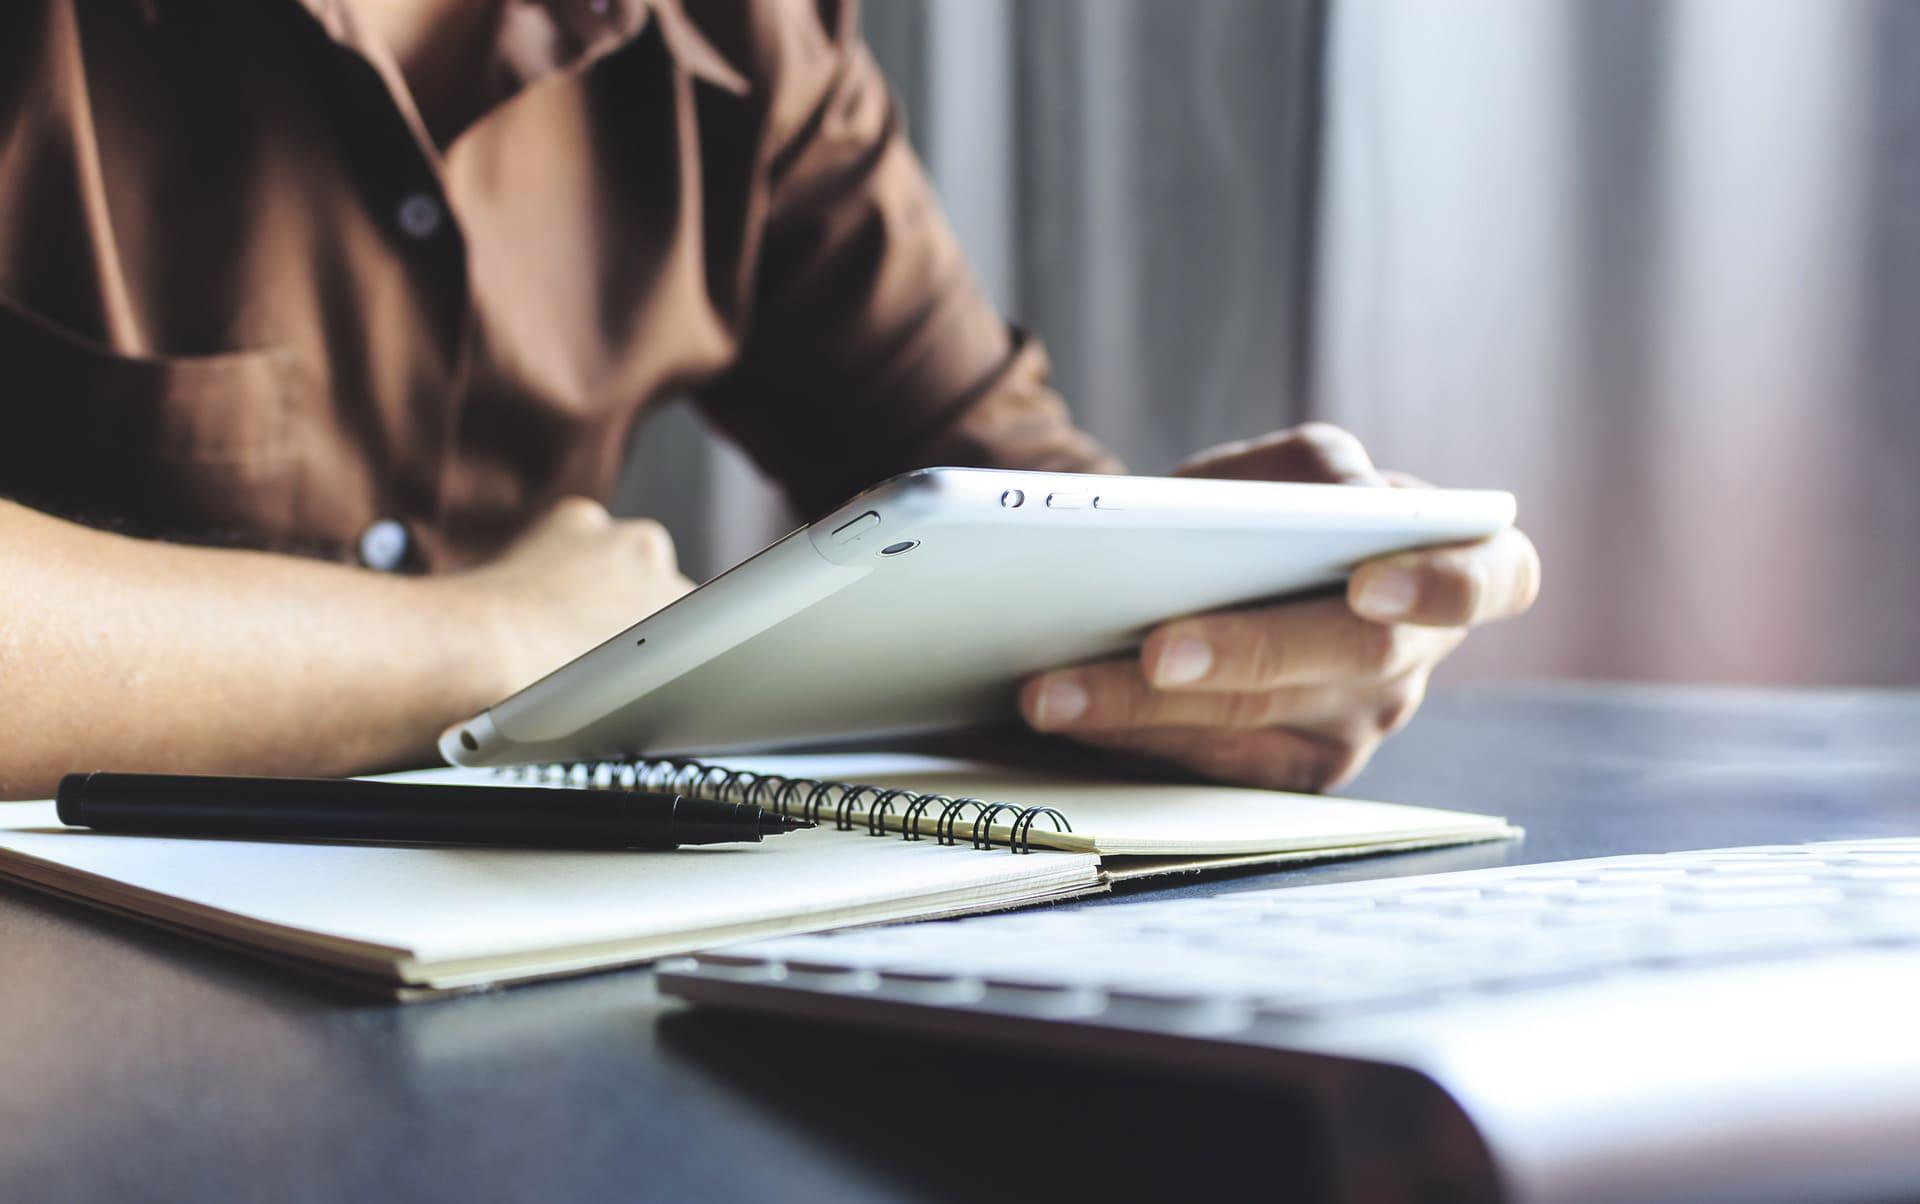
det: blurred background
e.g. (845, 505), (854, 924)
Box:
(619, 0), (1920, 687)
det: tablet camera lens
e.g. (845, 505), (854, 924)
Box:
(879, 540), (919, 556)
(1000, 489), (1025, 508)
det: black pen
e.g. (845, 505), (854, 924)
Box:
(55, 772), (812, 850)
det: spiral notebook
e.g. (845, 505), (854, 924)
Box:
(0, 753), (1517, 998)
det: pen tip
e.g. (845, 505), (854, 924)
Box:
(760, 814), (814, 835)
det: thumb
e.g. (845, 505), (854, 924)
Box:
(1174, 423), (1386, 486)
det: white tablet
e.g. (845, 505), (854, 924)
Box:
(441, 467), (1515, 767)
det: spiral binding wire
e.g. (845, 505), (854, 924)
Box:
(494, 757), (1073, 854)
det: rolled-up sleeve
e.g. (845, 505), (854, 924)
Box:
(693, 0), (1120, 517)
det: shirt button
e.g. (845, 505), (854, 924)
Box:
(358, 519), (412, 572)
(396, 192), (443, 241)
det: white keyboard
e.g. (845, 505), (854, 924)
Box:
(661, 840), (1920, 1204)
(669, 839), (1920, 1015)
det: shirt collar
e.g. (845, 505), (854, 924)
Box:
(290, 0), (750, 96)
(646, 0), (751, 94)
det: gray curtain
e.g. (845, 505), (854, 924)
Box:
(622, 0), (1920, 687)
(870, 0), (1328, 465)
(1313, 0), (1920, 684)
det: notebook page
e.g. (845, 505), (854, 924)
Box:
(662, 754), (1518, 856)
(0, 798), (1102, 986)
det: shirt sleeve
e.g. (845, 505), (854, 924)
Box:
(692, 0), (1122, 518)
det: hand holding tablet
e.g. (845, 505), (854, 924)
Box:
(1016, 425), (1542, 791)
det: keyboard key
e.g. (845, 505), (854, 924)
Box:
(1585, 867), (1691, 882)
(1859, 881), (1920, 898)
(1540, 901), (1673, 926)
(1635, 927), (1844, 967)
(1493, 878), (1584, 895)
(1826, 866), (1920, 881)
(1390, 889), (1484, 905)
(1668, 873), (1822, 892)
(1823, 854), (1920, 867)
(1669, 887), (1846, 911)
(1850, 902), (1920, 932)
(978, 981), (1107, 1018)
(1102, 994), (1254, 1035)
(1439, 896), (1552, 916)
(1259, 898), (1382, 918)
(1564, 882), (1670, 901)
(1472, 962), (1618, 992)
(1255, 971), (1471, 1018)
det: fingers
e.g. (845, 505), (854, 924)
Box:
(535, 499), (679, 569)
(1173, 423), (1386, 486)
(1067, 726), (1370, 794)
(1134, 596), (1463, 693)
(1007, 422), (1532, 792)
(1021, 595), (1448, 791)
(615, 516), (678, 572)
(1349, 527), (1541, 628)
(1022, 666), (1432, 792)
(544, 496), (613, 530)
(1022, 663), (1423, 737)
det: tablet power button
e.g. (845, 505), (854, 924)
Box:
(831, 511), (882, 544)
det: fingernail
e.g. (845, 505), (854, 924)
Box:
(1032, 676), (1089, 727)
(1153, 634), (1214, 686)
(1357, 567), (1418, 618)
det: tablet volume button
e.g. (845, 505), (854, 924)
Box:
(831, 511), (882, 544)
(1044, 493), (1088, 510)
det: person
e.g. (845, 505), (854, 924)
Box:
(0, 0), (1538, 802)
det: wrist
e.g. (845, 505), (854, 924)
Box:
(406, 572), (524, 717)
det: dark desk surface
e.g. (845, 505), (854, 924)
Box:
(4, 684), (1917, 1203)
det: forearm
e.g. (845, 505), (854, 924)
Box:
(0, 500), (504, 799)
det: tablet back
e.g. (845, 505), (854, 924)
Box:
(443, 468), (1514, 766)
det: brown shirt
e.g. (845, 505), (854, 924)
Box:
(0, 0), (1116, 571)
